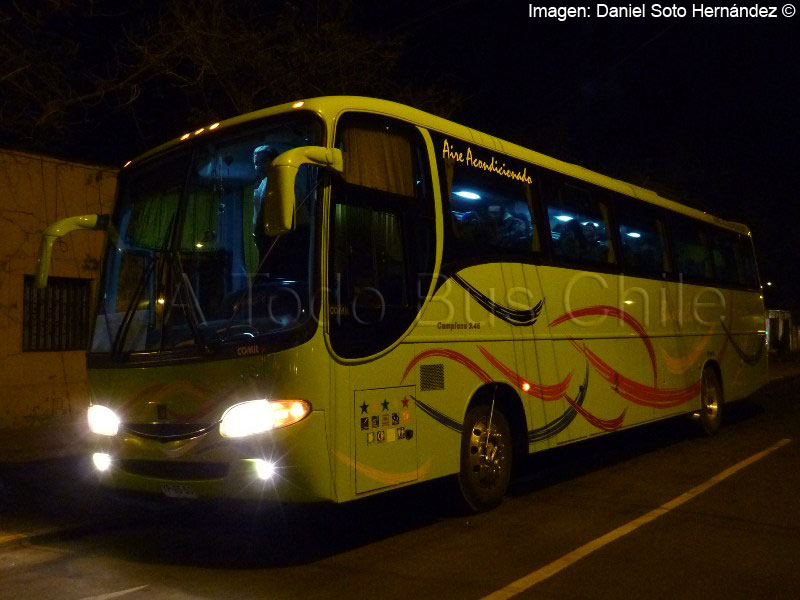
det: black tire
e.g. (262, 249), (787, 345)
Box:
(458, 403), (513, 512)
(698, 367), (723, 435)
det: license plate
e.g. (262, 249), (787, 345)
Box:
(161, 483), (198, 499)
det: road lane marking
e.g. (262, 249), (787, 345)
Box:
(79, 585), (149, 600)
(483, 437), (792, 600)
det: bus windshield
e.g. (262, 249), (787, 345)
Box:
(92, 114), (323, 357)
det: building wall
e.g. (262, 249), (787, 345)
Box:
(0, 149), (116, 461)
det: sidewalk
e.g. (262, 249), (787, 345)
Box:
(2, 359), (800, 551)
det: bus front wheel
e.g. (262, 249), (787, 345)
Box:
(698, 367), (723, 435)
(458, 403), (512, 512)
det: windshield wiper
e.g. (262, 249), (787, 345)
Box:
(160, 250), (217, 354)
(110, 214), (184, 358)
(112, 209), (178, 359)
(111, 254), (156, 359)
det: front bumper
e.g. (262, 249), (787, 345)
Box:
(91, 410), (331, 503)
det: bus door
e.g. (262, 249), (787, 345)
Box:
(506, 262), (565, 451)
(327, 113), (436, 497)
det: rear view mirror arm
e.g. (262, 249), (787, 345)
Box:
(36, 214), (110, 288)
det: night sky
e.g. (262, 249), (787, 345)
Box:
(5, 1), (798, 307)
(362, 2), (799, 308)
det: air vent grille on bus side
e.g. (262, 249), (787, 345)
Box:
(420, 364), (445, 391)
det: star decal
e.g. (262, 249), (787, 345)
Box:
(401, 397), (410, 408)
(381, 399), (389, 411)
(360, 401), (368, 414)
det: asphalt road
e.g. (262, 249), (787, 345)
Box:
(1, 376), (798, 600)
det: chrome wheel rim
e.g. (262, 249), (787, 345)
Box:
(467, 416), (507, 488)
(702, 374), (719, 420)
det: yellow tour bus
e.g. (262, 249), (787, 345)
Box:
(36, 97), (767, 510)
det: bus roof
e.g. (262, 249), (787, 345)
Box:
(129, 96), (750, 236)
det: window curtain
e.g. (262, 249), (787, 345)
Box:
(342, 126), (415, 197)
(126, 188), (216, 251)
(179, 188), (217, 250)
(127, 191), (178, 249)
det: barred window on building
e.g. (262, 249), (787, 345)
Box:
(22, 276), (91, 352)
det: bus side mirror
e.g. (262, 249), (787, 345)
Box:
(35, 214), (109, 288)
(263, 146), (343, 237)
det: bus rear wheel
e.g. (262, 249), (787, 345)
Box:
(698, 367), (723, 435)
(458, 403), (512, 512)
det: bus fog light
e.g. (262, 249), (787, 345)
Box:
(88, 405), (120, 436)
(92, 452), (112, 472)
(254, 459), (276, 480)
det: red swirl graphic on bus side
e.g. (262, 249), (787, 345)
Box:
(569, 340), (700, 408)
(549, 305), (658, 387)
(402, 346), (623, 434)
(400, 303), (711, 437)
(563, 392), (626, 431)
(477, 345), (572, 401)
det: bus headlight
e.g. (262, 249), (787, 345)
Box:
(219, 399), (310, 438)
(87, 405), (120, 436)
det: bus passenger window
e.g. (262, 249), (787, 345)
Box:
(546, 183), (614, 265)
(438, 146), (539, 257)
(616, 203), (669, 276)
(710, 228), (743, 285)
(449, 183), (535, 253)
(671, 218), (713, 281)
